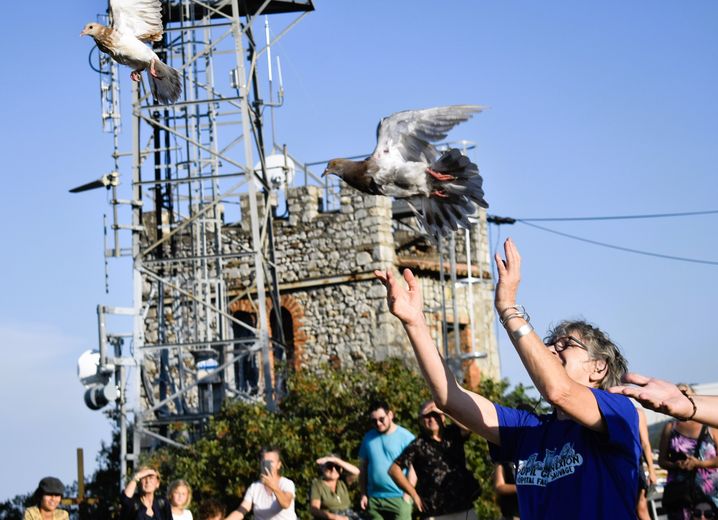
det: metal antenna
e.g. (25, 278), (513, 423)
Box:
(76, 0), (316, 486)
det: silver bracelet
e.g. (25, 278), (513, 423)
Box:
(499, 305), (528, 325)
(502, 312), (530, 325)
(510, 323), (534, 341)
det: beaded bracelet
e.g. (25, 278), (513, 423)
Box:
(678, 388), (698, 422)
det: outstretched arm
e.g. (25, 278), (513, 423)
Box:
(494, 238), (605, 432)
(609, 372), (718, 428)
(374, 269), (500, 445)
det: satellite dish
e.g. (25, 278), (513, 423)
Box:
(77, 349), (113, 386)
(77, 350), (103, 386)
(77, 349), (118, 410)
(253, 154), (295, 190)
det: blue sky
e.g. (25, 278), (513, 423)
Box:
(1, 0), (717, 501)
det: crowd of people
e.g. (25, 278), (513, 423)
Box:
(27, 238), (718, 520)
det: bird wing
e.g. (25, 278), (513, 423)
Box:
(110, 0), (164, 42)
(371, 105), (484, 163)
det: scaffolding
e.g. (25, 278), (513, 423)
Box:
(78, 0), (498, 488)
(81, 0), (315, 484)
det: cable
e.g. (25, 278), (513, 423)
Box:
(88, 46), (103, 74)
(517, 220), (718, 266)
(517, 209), (718, 222)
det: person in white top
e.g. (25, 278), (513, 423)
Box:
(168, 479), (193, 520)
(225, 447), (297, 520)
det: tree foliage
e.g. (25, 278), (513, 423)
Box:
(0, 493), (29, 520)
(144, 359), (542, 519)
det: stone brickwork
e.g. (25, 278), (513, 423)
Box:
(228, 184), (500, 383)
(141, 183), (501, 413)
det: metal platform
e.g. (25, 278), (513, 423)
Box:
(164, 0), (314, 21)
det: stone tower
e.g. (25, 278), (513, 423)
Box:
(227, 184), (500, 388)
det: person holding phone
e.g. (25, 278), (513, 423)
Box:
(225, 447), (296, 520)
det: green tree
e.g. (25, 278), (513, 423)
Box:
(0, 493), (29, 520)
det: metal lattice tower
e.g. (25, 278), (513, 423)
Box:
(85, 0), (314, 484)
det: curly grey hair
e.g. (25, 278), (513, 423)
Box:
(544, 320), (628, 390)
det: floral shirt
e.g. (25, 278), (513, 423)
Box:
(394, 424), (480, 517)
(666, 424), (718, 515)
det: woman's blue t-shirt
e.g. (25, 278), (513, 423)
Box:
(489, 389), (640, 519)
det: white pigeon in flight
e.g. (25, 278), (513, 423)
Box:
(323, 105), (488, 237)
(81, 0), (181, 104)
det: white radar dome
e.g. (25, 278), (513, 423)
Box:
(253, 154), (295, 189)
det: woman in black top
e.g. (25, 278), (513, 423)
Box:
(120, 466), (173, 520)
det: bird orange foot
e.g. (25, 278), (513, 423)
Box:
(431, 189), (449, 198)
(130, 71), (142, 81)
(426, 168), (456, 182)
(149, 59), (159, 79)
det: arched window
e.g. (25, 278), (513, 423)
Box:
(232, 311), (259, 395)
(269, 306), (295, 368)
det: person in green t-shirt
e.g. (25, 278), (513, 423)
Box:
(309, 455), (361, 520)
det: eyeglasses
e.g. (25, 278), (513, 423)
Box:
(371, 415), (388, 424)
(693, 509), (717, 519)
(546, 335), (589, 353)
(420, 412), (443, 421)
(323, 463), (340, 472)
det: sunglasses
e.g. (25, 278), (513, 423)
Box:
(693, 509), (717, 519)
(545, 335), (589, 353)
(420, 411), (443, 421)
(323, 463), (340, 472)
(371, 415), (388, 424)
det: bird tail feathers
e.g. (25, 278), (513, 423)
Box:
(412, 148), (488, 237)
(148, 61), (182, 104)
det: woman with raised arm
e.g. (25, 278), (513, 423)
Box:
(375, 237), (640, 519)
(120, 466), (172, 520)
(309, 454), (361, 520)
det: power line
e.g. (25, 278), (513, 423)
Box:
(516, 209), (718, 222)
(517, 220), (718, 266)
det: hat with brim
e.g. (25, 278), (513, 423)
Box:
(38, 477), (65, 496)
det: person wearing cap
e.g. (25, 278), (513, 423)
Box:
(309, 454), (361, 520)
(24, 476), (68, 520)
(120, 466), (172, 520)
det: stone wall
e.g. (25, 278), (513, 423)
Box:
(140, 182), (501, 416)
(228, 184), (500, 382)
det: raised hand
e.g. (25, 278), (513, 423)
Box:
(374, 269), (424, 326)
(494, 238), (522, 313)
(608, 372), (694, 420)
